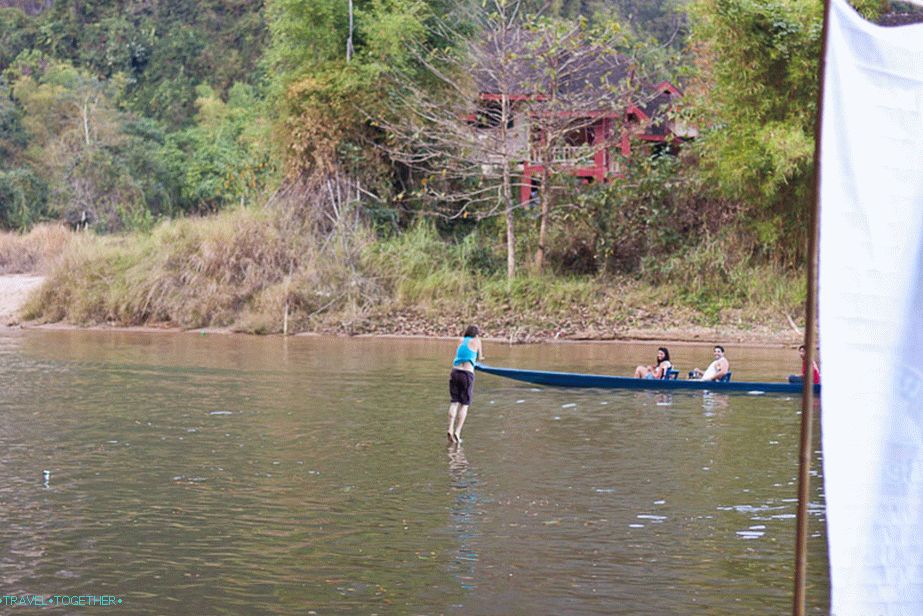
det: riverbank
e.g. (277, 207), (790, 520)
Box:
(3, 273), (802, 346)
(2, 218), (808, 347)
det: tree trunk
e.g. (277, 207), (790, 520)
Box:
(503, 164), (515, 279)
(534, 169), (549, 273)
(346, 0), (354, 62)
(500, 93), (516, 279)
(82, 101), (91, 146)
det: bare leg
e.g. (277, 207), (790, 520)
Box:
(634, 365), (650, 378)
(454, 405), (469, 442)
(447, 402), (459, 441)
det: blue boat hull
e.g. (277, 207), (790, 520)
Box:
(476, 364), (820, 395)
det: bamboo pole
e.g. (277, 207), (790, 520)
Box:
(793, 0), (832, 613)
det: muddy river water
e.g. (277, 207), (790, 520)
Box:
(0, 331), (829, 614)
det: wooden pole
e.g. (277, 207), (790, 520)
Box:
(793, 0), (832, 613)
(347, 0), (354, 63)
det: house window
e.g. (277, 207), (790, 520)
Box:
(564, 124), (595, 146)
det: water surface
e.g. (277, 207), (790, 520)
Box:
(0, 331), (828, 614)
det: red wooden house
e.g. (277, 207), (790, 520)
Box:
(469, 30), (694, 204)
(516, 81), (691, 204)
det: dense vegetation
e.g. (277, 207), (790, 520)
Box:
(1, 0), (913, 335)
(0, 0), (272, 230)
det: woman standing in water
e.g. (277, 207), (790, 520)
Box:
(448, 325), (484, 443)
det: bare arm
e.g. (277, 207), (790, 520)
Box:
(466, 337), (484, 362)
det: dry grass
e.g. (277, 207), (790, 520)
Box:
(0, 224), (78, 274)
(21, 207), (805, 339)
(25, 209), (296, 327)
(24, 204), (383, 330)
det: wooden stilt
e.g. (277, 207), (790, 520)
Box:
(793, 1), (832, 614)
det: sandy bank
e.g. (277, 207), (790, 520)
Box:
(0, 275), (45, 326)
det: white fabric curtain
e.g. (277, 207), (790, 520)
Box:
(819, 0), (923, 613)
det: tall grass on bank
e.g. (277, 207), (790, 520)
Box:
(22, 208), (806, 335)
(24, 204), (384, 331)
(26, 209), (293, 327)
(642, 238), (806, 323)
(365, 224), (600, 314)
(0, 224), (77, 274)
(364, 224), (476, 306)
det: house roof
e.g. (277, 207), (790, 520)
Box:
(470, 26), (682, 117)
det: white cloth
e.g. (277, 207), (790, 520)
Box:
(819, 1), (923, 613)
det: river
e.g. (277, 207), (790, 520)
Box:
(0, 330), (828, 614)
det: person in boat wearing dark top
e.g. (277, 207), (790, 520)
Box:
(689, 345), (730, 381)
(448, 325), (484, 443)
(798, 344), (820, 384)
(634, 347), (672, 379)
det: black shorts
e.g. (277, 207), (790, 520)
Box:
(449, 369), (475, 405)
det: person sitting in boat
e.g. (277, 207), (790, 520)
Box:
(634, 347), (672, 379)
(798, 344), (820, 384)
(689, 345), (729, 381)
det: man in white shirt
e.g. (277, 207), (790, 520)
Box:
(690, 346), (730, 381)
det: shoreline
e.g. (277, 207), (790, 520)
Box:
(0, 274), (804, 348)
(7, 320), (802, 348)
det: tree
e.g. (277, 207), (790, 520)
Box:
(0, 167), (48, 229)
(514, 16), (637, 272)
(0, 1), (52, 15)
(685, 0), (882, 262)
(163, 83), (274, 214)
(517, 0), (690, 48)
(0, 75), (48, 229)
(378, 2), (657, 275)
(33, 0), (268, 128)
(9, 57), (178, 229)
(265, 0), (438, 182)
(376, 0), (535, 278)
(0, 79), (28, 164)
(0, 7), (40, 71)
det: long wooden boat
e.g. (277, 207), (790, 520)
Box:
(476, 364), (820, 394)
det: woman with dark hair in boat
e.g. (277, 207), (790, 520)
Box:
(448, 325), (484, 443)
(690, 345), (730, 381)
(634, 347), (672, 379)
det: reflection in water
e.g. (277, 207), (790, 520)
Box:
(629, 391), (673, 407)
(654, 392), (673, 407)
(447, 443), (479, 592)
(702, 392), (729, 416)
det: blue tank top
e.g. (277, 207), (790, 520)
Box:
(453, 337), (478, 367)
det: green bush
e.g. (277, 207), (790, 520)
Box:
(0, 167), (48, 230)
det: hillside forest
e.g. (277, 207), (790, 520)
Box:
(1, 0), (918, 337)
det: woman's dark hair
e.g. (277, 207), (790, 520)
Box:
(656, 346), (671, 365)
(463, 325), (480, 338)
